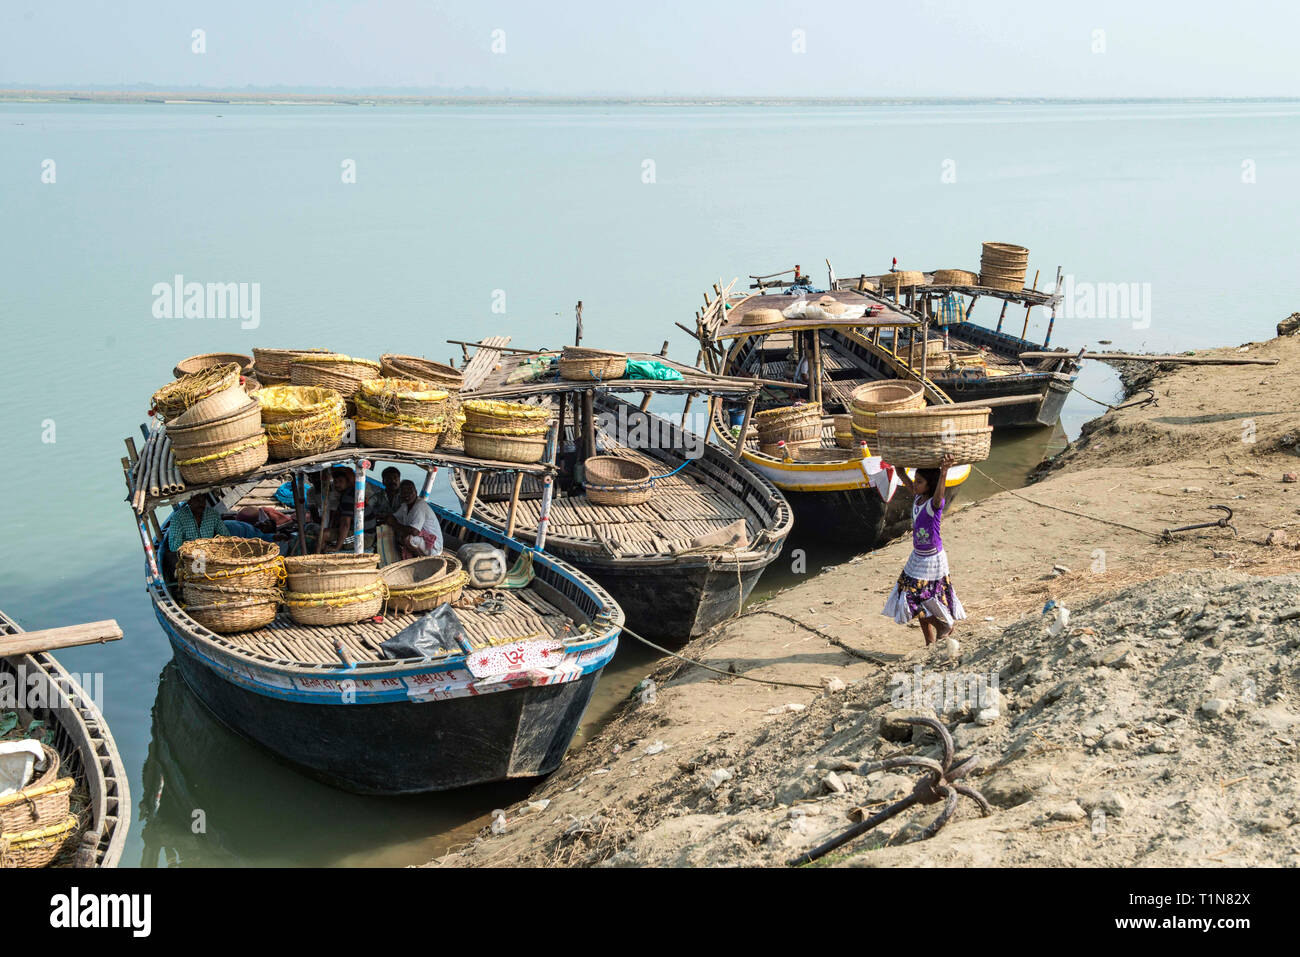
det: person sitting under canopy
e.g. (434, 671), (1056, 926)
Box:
(385, 479), (444, 559)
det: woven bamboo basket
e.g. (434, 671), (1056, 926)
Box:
(583, 456), (654, 506)
(873, 406), (992, 466)
(357, 378), (450, 419)
(740, 306), (784, 326)
(878, 271), (926, 293)
(174, 352), (254, 379)
(931, 269), (978, 286)
(754, 403), (823, 445)
(181, 582), (280, 634)
(178, 537), (285, 589)
(174, 433), (268, 485)
(254, 385), (345, 423)
(355, 421), (443, 454)
(166, 398), (263, 451)
(559, 347), (627, 381)
(758, 437), (820, 458)
(252, 347), (332, 381)
(379, 354), (465, 390)
(284, 582), (387, 626)
(382, 556), (467, 613)
(23, 743), (59, 791)
(462, 399), (552, 432)
(284, 554), (380, 594)
(849, 381), (925, 432)
(791, 447), (857, 463)
(0, 813), (80, 869)
(289, 354), (382, 398)
(906, 338), (949, 366)
(438, 396), (465, 449)
(462, 427), (548, 464)
(171, 382), (254, 427)
(0, 762), (70, 835)
(264, 411), (345, 460)
(832, 413), (855, 449)
(979, 242), (1029, 292)
(152, 363), (242, 421)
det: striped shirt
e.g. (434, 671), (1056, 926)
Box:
(168, 503), (228, 551)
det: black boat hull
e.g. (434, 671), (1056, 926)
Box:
(165, 624), (602, 795)
(931, 371), (1074, 427)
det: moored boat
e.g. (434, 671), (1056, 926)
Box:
(693, 275), (972, 546)
(0, 611), (130, 868)
(123, 409), (623, 794)
(453, 346), (794, 642)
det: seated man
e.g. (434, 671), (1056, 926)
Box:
(386, 479), (443, 559)
(367, 467), (401, 528)
(163, 494), (279, 579)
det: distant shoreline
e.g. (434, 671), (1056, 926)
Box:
(3, 90), (1299, 108)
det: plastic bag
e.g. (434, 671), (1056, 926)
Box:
(380, 605), (469, 659)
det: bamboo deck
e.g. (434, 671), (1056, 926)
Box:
(469, 439), (756, 559)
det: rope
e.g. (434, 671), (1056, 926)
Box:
(1069, 384), (1156, 412)
(620, 623), (823, 690)
(971, 465), (1165, 542)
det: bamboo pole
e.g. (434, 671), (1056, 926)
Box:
(582, 389), (597, 460)
(809, 332), (823, 407)
(292, 472), (308, 556)
(353, 459), (367, 555)
(1016, 351), (1278, 365)
(504, 471), (525, 540)
(0, 620), (123, 657)
(733, 393), (757, 462)
(535, 421), (558, 550)
(1020, 269), (1041, 340)
(463, 471), (483, 521)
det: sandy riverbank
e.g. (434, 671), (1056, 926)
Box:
(432, 324), (1300, 868)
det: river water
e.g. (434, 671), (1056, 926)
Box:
(2, 99), (1296, 865)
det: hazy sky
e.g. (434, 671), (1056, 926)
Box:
(1, 1), (1295, 97)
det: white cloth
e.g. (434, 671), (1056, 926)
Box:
(861, 456), (903, 502)
(883, 583), (967, 626)
(903, 548), (950, 580)
(0, 740), (47, 797)
(393, 498), (443, 554)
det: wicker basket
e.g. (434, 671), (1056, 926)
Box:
(356, 421), (443, 454)
(284, 554), (380, 594)
(754, 403), (823, 445)
(758, 437), (820, 458)
(283, 583), (387, 626)
(182, 590), (279, 634)
(878, 271), (926, 293)
(382, 556), (467, 613)
(254, 385), (345, 423)
(174, 352), (254, 379)
(978, 242), (1029, 292)
(931, 269), (978, 286)
(174, 433), (269, 485)
(264, 411), (345, 460)
(166, 398), (263, 451)
(252, 347), (332, 381)
(0, 767), (71, 836)
(873, 406), (992, 466)
(178, 537), (285, 589)
(461, 399), (552, 432)
(559, 347), (627, 382)
(152, 364), (243, 421)
(462, 427), (548, 464)
(583, 456), (654, 506)
(832, 413), (855, 448)
(0, 813), (80, 869)
(290, 354), (382, 398)
(379, 354), (465, 390)
(438, 397), (466, 450)
(740, 306), (784, 326)
(357, 378), (450, 419)
(849, 381), (925, 432)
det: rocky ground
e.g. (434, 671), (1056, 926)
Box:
(431, 327), (1300, 868)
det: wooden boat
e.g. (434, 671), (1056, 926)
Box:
(692, 277), (972, 546)
(0, 611), (130, 867)
(123, 433), (623, 795)
(452, 347), (794, 642)
(831, 266), (1080, 428)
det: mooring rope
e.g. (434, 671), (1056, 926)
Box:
(619, 623), (824, 690)
(971, 464), (1164, 542)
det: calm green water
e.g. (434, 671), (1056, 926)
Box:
(1, 100), (1296, 866)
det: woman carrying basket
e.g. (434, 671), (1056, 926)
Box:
(882, 453), (966, 645)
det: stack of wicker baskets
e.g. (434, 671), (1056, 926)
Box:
(832, 413), (855, 449)
(381, 556), (468, 612)
(849, 381), (926, 444)
(878, 271), (926, 294)
(0, 743), (79, 868)
(559, 347), (627, 381)
(978, 242), (1029, 292)
(753, 403), (822, 457)
(873, 406), (992, 466)
(461, 400), (553, 464)
(379, 354), (465, 390)
(289, 353), (382, 402)
(906, 337), (949, 367)
(252, 385), (347, 460)
(283, 554), (386, 626)
(252, 348), (332, 386)
(177, 537), (284, 633)
(583, 456), (654, 506)
(158, 365), (269, 484)
(353, 378), (450, 453)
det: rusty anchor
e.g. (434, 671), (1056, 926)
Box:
(1162, 504), (1236, 542)
(789, 716), (992, 866)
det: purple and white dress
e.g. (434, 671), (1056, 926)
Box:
(882, 494), (967, 626)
